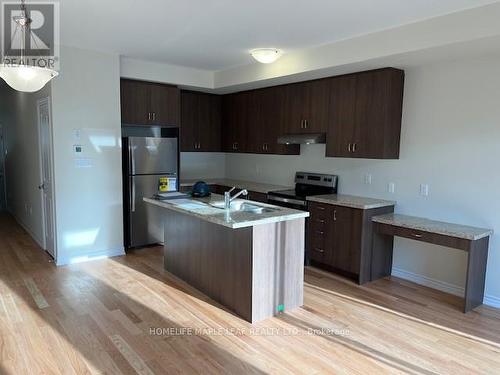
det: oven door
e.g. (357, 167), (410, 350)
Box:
(267, 195), (307, 211)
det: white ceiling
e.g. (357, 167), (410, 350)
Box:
(59, 0), (499, 71)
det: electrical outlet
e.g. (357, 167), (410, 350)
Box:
(388, 182), (395, 194)
(364, 174), (372, 185)
(420, 184), (429, 197)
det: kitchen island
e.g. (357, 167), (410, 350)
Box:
(144, 195), (309, 323)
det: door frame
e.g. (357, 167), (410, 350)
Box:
(0, 124), (6, 211)
(37, 97), (57, 259)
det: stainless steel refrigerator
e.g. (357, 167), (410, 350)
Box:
(123, 136), (178, 248)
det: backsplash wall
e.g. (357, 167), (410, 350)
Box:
(224, 57), (500, 304)
(180, 152), (226, 180)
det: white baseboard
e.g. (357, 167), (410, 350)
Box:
(484, 295), (500, 309)
(392, 267), (500, 309)
(10, 210), (45, 249)
(392, 267), (465, 297)
(56, 247), (125, 266)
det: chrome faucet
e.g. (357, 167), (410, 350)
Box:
(224, 187), (248, 209)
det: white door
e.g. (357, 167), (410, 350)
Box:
(37, 98), (56, 258)
(0, 125), (6, 211)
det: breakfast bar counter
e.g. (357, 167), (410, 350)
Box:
(145, 195), (309, 323)
(372, 213), (493, 313)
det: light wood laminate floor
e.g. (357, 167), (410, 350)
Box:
(1, 213), (500, 374)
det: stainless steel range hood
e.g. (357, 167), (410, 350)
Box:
(277, 133), (326, 145)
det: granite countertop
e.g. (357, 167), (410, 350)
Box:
(144, 195), (309, 229)
(180, 178), (291, 194)
(372, 213), (493, 240)
(306, 194), (396, 210)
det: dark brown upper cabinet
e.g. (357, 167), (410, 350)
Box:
(283, 79), (330, 135)
(326, 68), (404, 159)
(180, 91), (221, 152)
(121, 79), (180, 127)
(221, 92), (249, 153)
(247, 86), (300, 155)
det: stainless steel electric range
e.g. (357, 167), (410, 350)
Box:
(268, 172), (338, 210)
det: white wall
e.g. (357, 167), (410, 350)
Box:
(51, 46), (124, 265)
(0, 82), (51, 246)
(225, 56), (500, 305)
(120, 57), (214, 89)
(180, 152), (226, 180)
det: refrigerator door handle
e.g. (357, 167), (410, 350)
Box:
(131, 178), (136, 212)
(129, 144), (136, 175)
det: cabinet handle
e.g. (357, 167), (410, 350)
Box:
(413, 233), (423, 238)
(316, 206), (325, 211)
(315, 219), (325, 224)
(304, 120), (308, 129)
(300, 120), (305, 129)
(234, 142), (238, 150)
(316, 231), (324, 235)
(148, 112), (151, 121)
(313, 248), (324, 253)
(152, 112), (156, 121)
(333, 210), (337, 221)
(194, 142), (197, 149)
(352, 143), (357, 152)
(348, 143), (352, 152)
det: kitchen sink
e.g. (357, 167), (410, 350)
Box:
(210, 201), (279, 214)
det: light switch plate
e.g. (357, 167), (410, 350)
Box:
(420, 184), (429, 196)
(364, 174), (372, 185)
(388, 182), (395, 193)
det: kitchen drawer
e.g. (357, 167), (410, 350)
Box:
(310, 216), (329, 230)
(308, 243), (329, 263)
(374, 222), (470, 251)
(309, 202), (331, 218)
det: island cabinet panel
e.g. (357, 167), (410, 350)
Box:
(162, 208), (305, 323)
(163, 209), (254, 322)
(180, 91), (221, 152)
(252, 218), (305, 322)
(283, 79), (330, 135)
(326, 68), (404, 159)
(307, 201), (394, 283)
(121, 79), (180, 127)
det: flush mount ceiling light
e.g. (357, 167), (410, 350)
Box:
(0, 0), (58, 92)
(250, 48), (283, 64)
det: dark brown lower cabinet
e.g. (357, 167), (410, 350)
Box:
(213, 185), (268, 203)
(307, 201), (394, 283)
